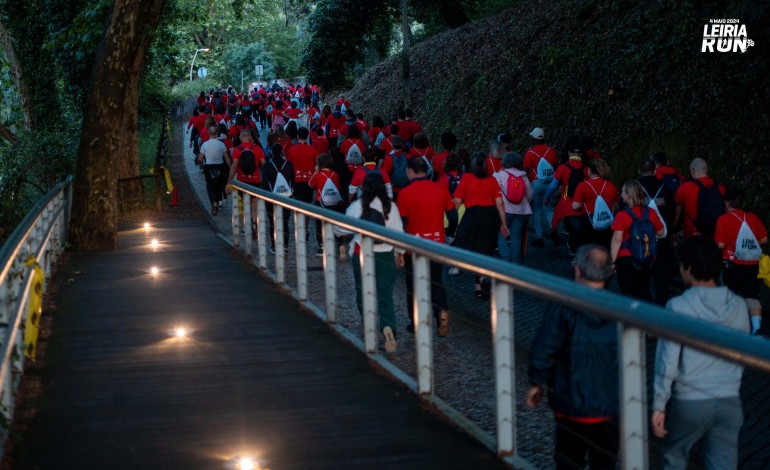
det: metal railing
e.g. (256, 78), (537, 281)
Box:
(229, 180), (770, 469)
(0, 177), (72, 448)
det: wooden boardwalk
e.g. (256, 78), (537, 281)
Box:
(11, 219), (507, 470)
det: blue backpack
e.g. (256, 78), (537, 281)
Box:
(621, 207), (657, 270)
(391, 151), (409, 189)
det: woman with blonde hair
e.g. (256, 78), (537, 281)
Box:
(611, 180), (665, 300)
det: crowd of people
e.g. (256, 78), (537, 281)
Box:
(187, 84), (769, 469)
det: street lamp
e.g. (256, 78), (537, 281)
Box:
(189, 48), (210, 81)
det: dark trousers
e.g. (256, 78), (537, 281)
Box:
(576, 214), (612, 249)
(203, 164), (227, 206)
(404, 254), (448, 329)
(293, 183), (315, 241)
(266, 202), (290, 248)
(651, 237), (674, 305)
(315, 201), (345, 247)
(615, 257), (653, 301)
(554, 417), (618, 470)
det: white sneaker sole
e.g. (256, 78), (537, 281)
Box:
(383, 326), (397, 353)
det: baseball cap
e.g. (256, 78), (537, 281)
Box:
(530, 127), (545, 139)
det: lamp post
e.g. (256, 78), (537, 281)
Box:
(189, 48), (210, 81)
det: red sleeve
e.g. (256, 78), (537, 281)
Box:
(398, 190), (410, 216)
(650, 207), (664, 232)
(308, 172), (321, 189)
(611, 210), (631, 232)
(443, 187), (455, 211)
(573, 182), (587, 203)
(454, 176), (468, 201)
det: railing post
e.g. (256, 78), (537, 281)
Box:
(322, 222), (337, 324)
(256, 198), (267, 269)
(243, 193), (253, 256)
(413, 254), (433, 395)
(491, 280), (515, 458)
(295, 212), (308, 301)
(619, 325), (648, 470)
(231, 191), (240, 248)
(360, 236), (377, 354)
(275, 205), (285, 284)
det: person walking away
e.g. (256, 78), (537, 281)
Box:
(452, 153), (509, 299)
(545, 143), (585, 254)
(652, 236), (749, 470)
(308, 153), (346, 258)
(610, 180), (665, 300)
(652, 152), (684, 193)
(572, 159), (619, 249)
(486, 140), (505, 175)
(262, 143), (294, 253)
(433, 132), (458, 180)
(494, 152), (533, 263)
(714, 187), (768, 334)
(408, 132), (436, 178)
(349, 148), (393, 201)
(333, 172), (405, 353)
(397, 156), (458, 337)
(225, 129), (265, 234)
(197, 125), (228, 215)
(673, 157), (726, 239)
(286, 127), (320, 244)
(638, 157), (676, 305)
(524, 127), (560, 247)
(527, 244), (619, 469)
(380, 136), (410, 200)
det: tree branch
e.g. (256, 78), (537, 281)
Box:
(0, 122), (17, 143)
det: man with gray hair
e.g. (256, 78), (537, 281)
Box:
(527, 244), (619, 469)
(673, 157), (726, 239)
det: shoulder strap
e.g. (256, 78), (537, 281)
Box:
(730, 211), (745, 223)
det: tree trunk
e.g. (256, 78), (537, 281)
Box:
(69, 0), (167, 251)
(0, 17), (35, 130)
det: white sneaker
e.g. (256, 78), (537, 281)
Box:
(448, 267), (459, 275)
(383, 326), (397, 353)
(339, 245), (348, 262)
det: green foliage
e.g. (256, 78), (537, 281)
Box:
(170, 78), (220, 102)
(220, 42), (276, 87)
(348, 0), (770, 222)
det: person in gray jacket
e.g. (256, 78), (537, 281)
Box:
(652, 236), (750, 470)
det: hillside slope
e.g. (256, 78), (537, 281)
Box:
(348, 0), (769, 219)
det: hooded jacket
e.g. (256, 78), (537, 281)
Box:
(653, 286), (749, 410)
(528, 302), (619, 418)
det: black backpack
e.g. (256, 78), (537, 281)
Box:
(692, 179), (724, 237)
(447, 173), (461, 197)
(661, 173), (683, 194)
(566, 164), (585, 198)
(239, 147), (258, 176)
(621, 207), (658, 270)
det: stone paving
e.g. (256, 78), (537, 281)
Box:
(181, 123), (770, 470)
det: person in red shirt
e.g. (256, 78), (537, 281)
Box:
(196, 90), (207, 108)
(308, 153), (346, 257)
(523, 127), (560, 247)
(403, 109), (423, 142)
(545, 143), (585, 253)
(397, 156), (458, 337)
(379, 124), (399, 157)
(349, 148), (393, 201)
(325, 105), (347, 149)
(610, 180), (665, 300)
(407, 132), (436, 175)
(673, 157), (726, 239)
(339, 125), (366, 162)
(313, 127), (329, 155)
(485, 140), (505, 175)
(652, 152), (684, 186)
(714, 187), (768, 334)
(452, 153), (509, 299)
(368, 116), (386, 148)
(286, 128), (320, 245)
(283, 100), (305, 128)
(433, 132), (457, 180)
(379, 135), (409, 198)
(335, 94), (350, 111)
(225, 129), (265, 232)
(572, 158), (619, 249)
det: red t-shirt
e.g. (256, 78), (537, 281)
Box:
(453, 174), (501, 208)
(286, 143), (319, 183)
(326, 114), (346, 138)
(349, 164), (392, 196)
(714, 209), (768, 265)
(553, 160), (585, 198)
(523, 144), (559, 182)
(285, 107), (302, 119)
(611, 206), (664, 259)
(308, 169), (341, 203)
(313, 135), (329, 155)
(408, 146), (436, 165)
(192, 113), (208, 132)
(433, 151), (451, 179)
(486, 157), (503, 175)
(655, 165), (684, 182)
(232, 143), (265, 185)
(380, 136), (395, 156)
(368, 127), (385, 146)
(397, 179), (454, 243)
(340, 138), (366, 159)
(674, 177), (726, 238)
(573, 178), (619, 215)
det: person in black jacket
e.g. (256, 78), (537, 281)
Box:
(527, 244), (619, 470)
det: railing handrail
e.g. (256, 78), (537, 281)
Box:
(0, 176), (73, 281)
(231, 179), (770, 373)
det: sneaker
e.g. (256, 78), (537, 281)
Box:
(211, 205), (218, 216)
(531, 238), (545, 248)
(338, 245), (348, 262)
(448, 267), (459, 275)
(315, 247), (324, 257)
(269, 245), (275, 254)
(383, 326), (397, 353)
(437, 311), (449, 338)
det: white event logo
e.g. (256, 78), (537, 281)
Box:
(702, 19), (754, 53)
